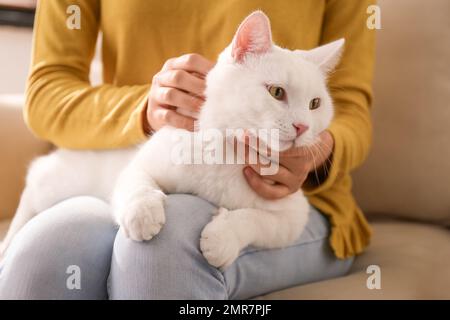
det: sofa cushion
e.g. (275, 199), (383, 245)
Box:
(352, 0), (450, 225)
(0, 95), (51, 221)
(259, 219), (450, 299)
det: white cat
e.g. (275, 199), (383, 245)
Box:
(0, 11), (344, 269)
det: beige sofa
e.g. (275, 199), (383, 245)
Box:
(1, 0), (449, 299)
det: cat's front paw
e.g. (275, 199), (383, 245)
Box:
(119, 192), (166, 241)
(200, 208), (241, 269)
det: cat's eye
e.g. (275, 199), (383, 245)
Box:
(309, 98), (321, 110)
(268, 86), (285, 101)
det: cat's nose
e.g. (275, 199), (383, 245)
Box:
(293, 123), (309, 137)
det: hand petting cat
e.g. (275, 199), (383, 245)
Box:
(243, 130), (334, 200)
(145, 51), (334, 200)
(144, 53), (215, 133)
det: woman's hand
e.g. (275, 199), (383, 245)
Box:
(243, 131), (334, 200)
(144, 53), (215, 133)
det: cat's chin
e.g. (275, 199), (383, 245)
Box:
(277, 140), (295, 152)
(277, 135), (319, 152)
(293, 136), (319, 149)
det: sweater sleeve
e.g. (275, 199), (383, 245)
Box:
(305, 0), (376, 194)
(24, 0), (150, 149)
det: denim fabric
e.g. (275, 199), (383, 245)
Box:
(0, 194), (353, 299)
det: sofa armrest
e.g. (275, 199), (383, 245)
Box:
(0, 95), (52, 221)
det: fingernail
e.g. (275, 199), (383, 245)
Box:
(244, 167), (252, 176)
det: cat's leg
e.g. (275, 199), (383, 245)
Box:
(112, 157), (167, 242)
(1, 148), (131, 259)
(200, 195), (309, 269)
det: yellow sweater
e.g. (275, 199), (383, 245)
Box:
(25, 0), (375, 259)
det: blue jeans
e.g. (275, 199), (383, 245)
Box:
(0, 194), (353, 299)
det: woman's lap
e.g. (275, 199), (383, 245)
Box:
(0, 196), (117, 299)
(224, 209), (353, 299)
(0, 194), (353, 299)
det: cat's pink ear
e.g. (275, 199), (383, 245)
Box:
(231, 11), (273, 63)
(300, 39), (345, 73)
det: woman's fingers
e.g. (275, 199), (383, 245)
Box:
(243, 167), (291, 200)
(248, 164), (300, 192)
(162, 53), (215, 76)
(152, 105), (195, 131)
(155, 69), (207, 98)
(147, 53), (214, 132)
(154, 87), (204, 112)
(279, 146), (309, 158)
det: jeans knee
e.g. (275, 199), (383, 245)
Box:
(112, 194), (215, 257)
(109, 194), (227, 299)
(0, 197), (116, 299)
(164, 194), (216, 232)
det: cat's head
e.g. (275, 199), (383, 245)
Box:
(199, 11), (344, 151)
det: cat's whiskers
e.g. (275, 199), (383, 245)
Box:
(311, 140), (332, 178)
(304, 144), (321, 186)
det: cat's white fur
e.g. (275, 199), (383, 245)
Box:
(0, 12), (344, 268)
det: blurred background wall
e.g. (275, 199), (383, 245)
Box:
(0, 0), (35, 93)
(0, 0), (101, 94)
(0, 27), (32, 94)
